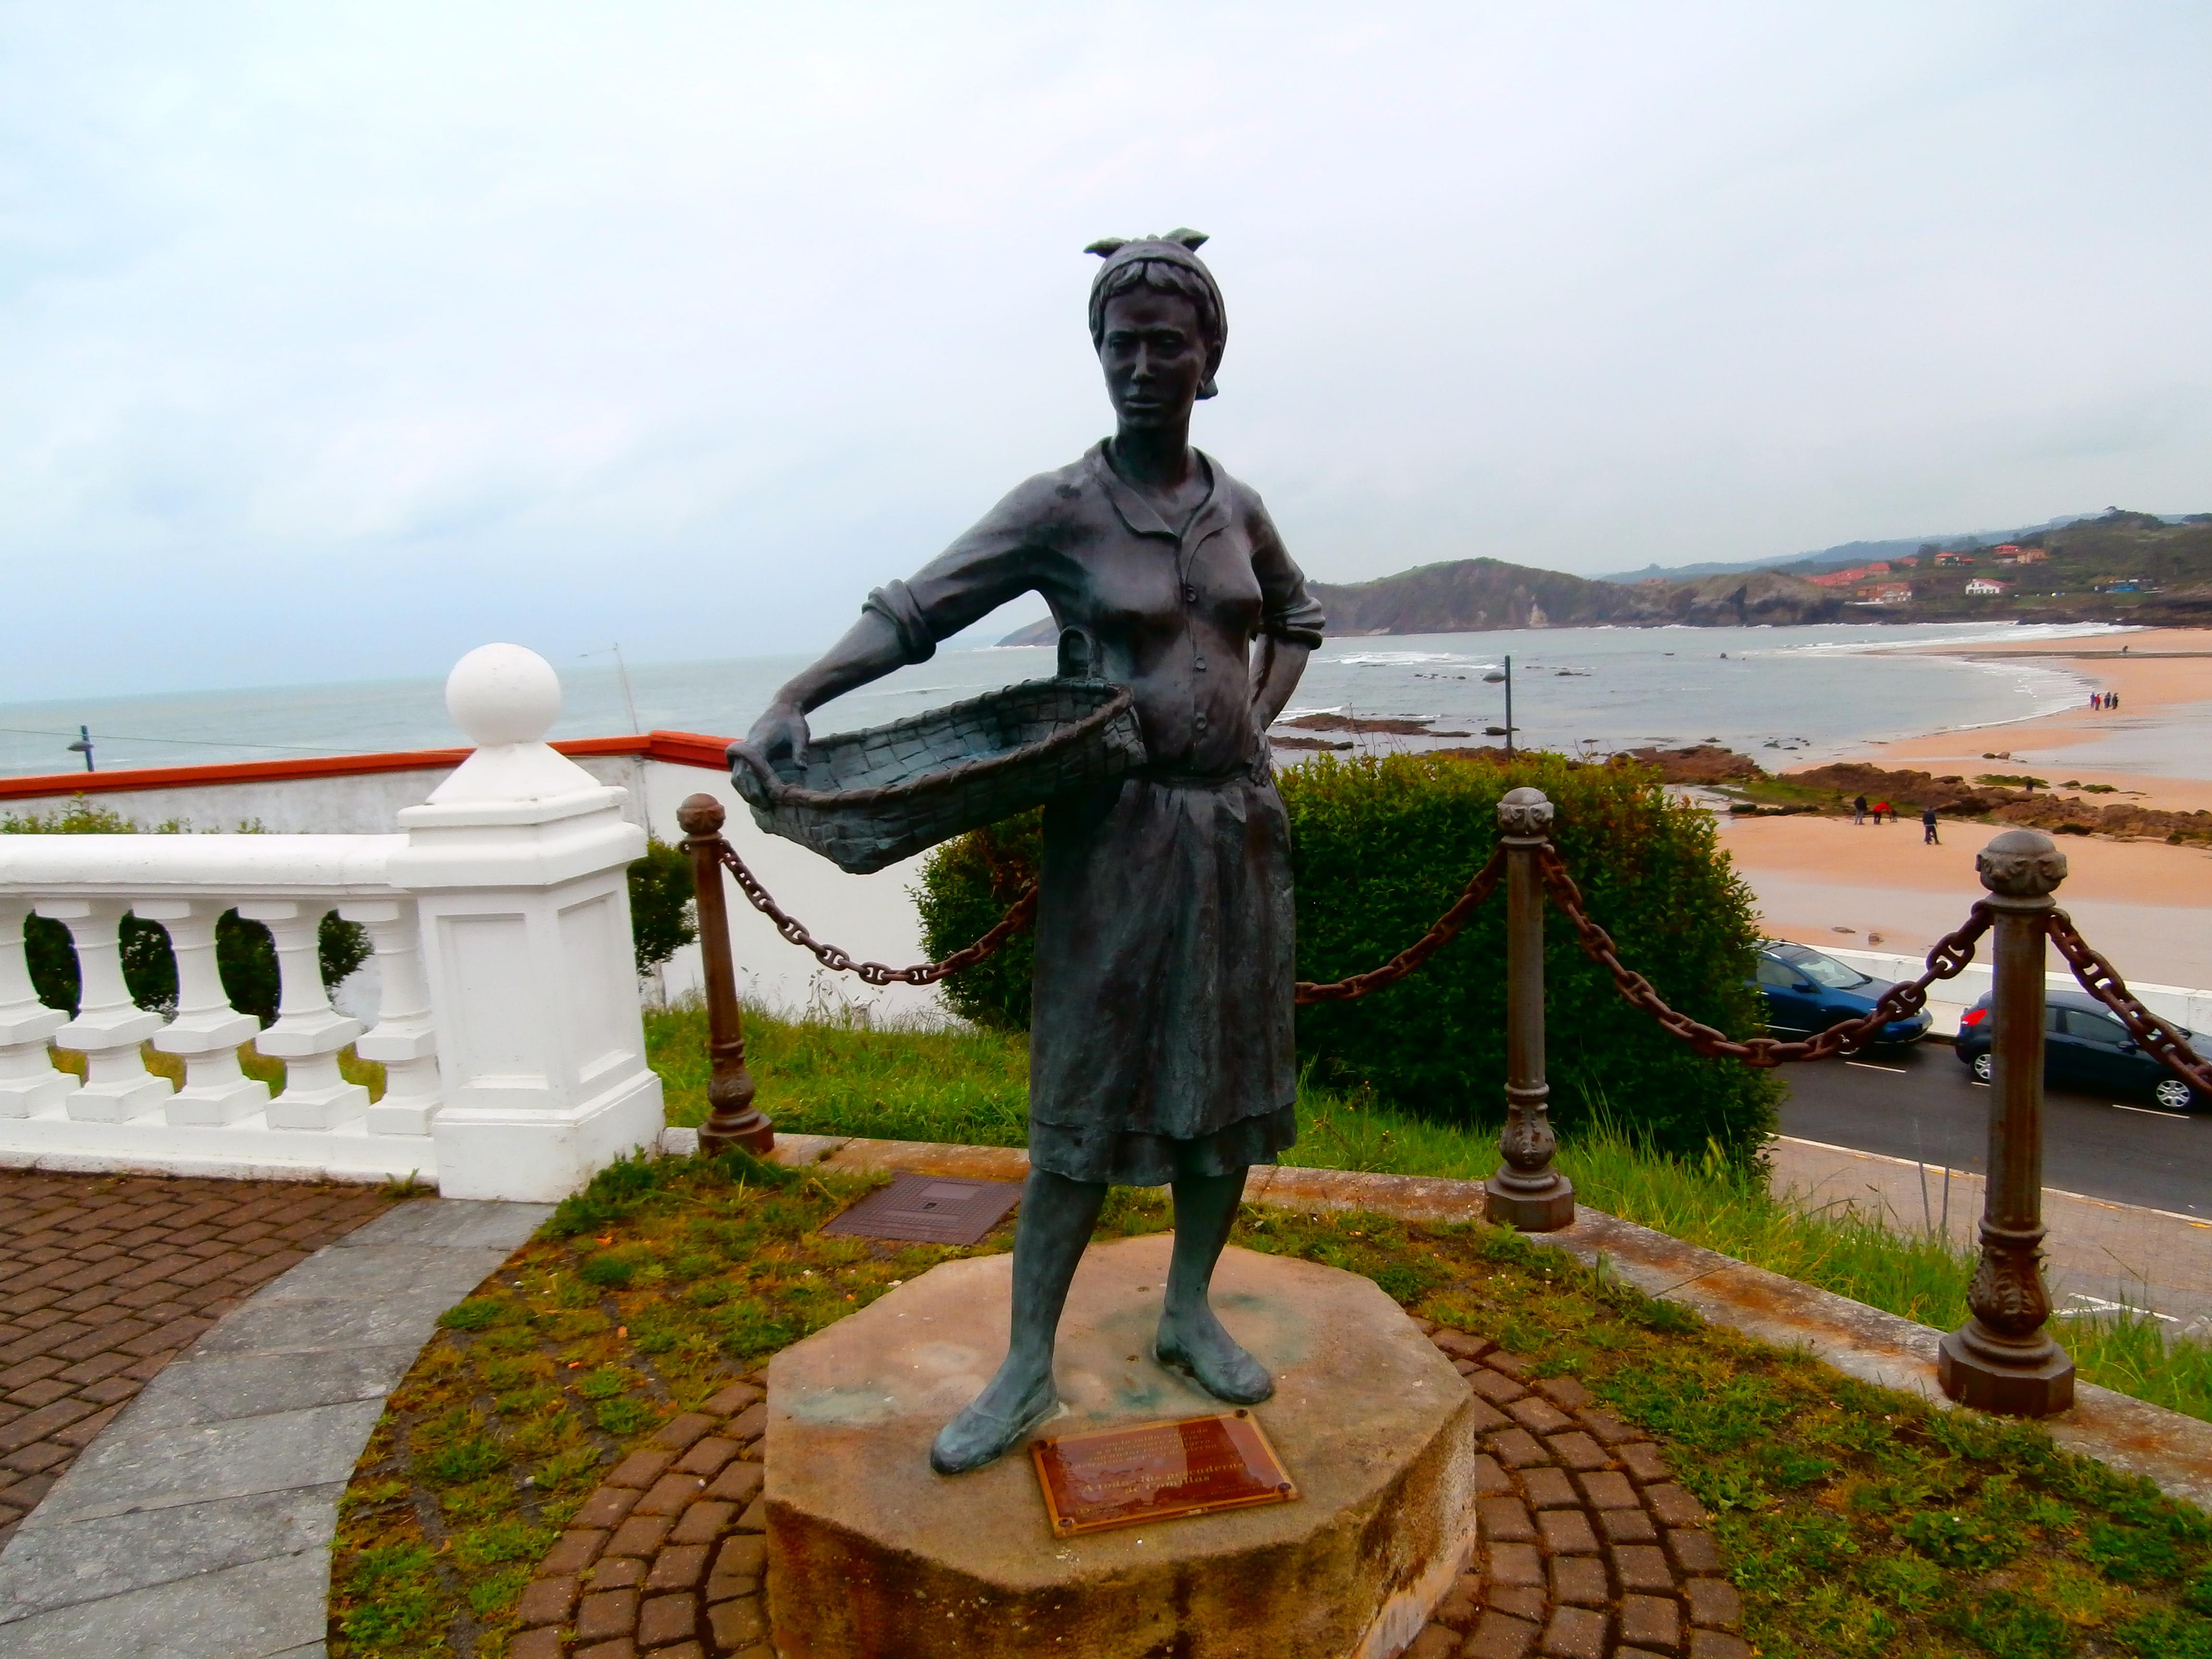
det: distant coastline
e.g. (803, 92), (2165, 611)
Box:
(998, 508), (2212, 646)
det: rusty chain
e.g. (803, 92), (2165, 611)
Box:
(1536, 845), (1993, 1068)
(2044, 908), (2212, 1096)
(707, 833), (1508, 1003)
(1294, 845), (1508, 1005)
(706, 827), (2209, 1094)
(711, 840), (1036, 986)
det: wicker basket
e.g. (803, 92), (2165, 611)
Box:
(729, 636), (1148, 874)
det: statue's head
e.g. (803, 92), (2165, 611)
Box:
(1085, 230), (1226, 431)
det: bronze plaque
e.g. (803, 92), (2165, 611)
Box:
(1031, 1410), (1297, 1537)
(817, 1173), (1022, 1246)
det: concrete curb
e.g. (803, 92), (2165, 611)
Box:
(0, 1198), (554, 1659)
(753, 1131), (2212, 1514)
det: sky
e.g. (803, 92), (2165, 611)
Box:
(3, 1), (2209, 701)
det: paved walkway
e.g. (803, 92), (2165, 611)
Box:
(0, 1195), (551, 1659)
(1769, 1134), (2212, 1333)
(0, 1173), (394, 1552)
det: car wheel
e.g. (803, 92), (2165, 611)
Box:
(1970, 1053), (1993, 1084)
(2152, 1077), (2197, 1113)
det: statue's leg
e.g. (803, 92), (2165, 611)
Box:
(1155, 1167), (1274, 1405)
(929, 1166), (1107, 1475)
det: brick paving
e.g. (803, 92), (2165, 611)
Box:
(1406, 1320), (1745, 1659)
(510, 1318), (1742, 1658)
(0, 1169), (393, 1550)
(513, 1377), (771, 1659)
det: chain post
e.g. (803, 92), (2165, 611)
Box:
(1939, 828), (2073, 1416)
(1485, 787), (1575, 1231)
(676, 794), (774, 1157)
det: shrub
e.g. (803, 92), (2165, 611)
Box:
(916, 752), (1779, 1163)
(627, 834), (697, 977)
(913, 808), (1040, 1030)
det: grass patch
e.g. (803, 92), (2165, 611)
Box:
(643, 1002), (2212, 1424)
(338, 1151), (2212, 1657)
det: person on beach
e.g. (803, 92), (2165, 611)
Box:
(743, 231), (1325, 1476)
(1853, 794), (1868, 825)
(2113, 691), (2121, 710)
(1922, 805), (1939, 845)
(1874, 799), (1891, 825)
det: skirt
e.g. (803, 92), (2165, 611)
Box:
(1026, 763), (1300, 1186)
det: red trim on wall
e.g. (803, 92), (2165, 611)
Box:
(0, 731), (736, 803)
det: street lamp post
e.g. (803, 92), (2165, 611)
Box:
(1482, 658), (1515, 757)
(67, 727), (94, 773)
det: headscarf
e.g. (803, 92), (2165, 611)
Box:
(1084, 229), (1226, 399)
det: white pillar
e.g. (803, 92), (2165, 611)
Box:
(42, 898), (172, 1121)
(238, 901), (369, 1130)
(142, 900), (269, 1125)
(0, 898), (78, 1118)
(388, 643), (664, 1201)
(340, 899), (443, 1136)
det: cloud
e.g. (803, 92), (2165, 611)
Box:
(2, 0), (2208, 699)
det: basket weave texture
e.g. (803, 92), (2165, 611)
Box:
(730, 676), (1148, 873)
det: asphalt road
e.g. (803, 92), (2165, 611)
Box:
(1777, 1036), (2208, 1219)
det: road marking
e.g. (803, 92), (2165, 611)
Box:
(2111, 1103), (2191, 1120)
(1845, 1060), (1908, 1073)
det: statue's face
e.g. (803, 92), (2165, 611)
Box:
(1098, 289), (1211, 431)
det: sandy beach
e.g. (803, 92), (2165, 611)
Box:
(1722, 627), (2212, 989)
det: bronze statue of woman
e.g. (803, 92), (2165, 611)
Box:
(745, 231), (1326, 1474)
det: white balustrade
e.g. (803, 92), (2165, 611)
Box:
(342, 900), (442, 1137)
(0, 898), (77, 1117)
(0, 644), (665, 1197)
(142, 899), (267, 1124)
(45, 898), (172, 1121)
(239, 900), (369, 1130)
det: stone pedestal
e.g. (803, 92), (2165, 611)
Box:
(765, 1234), (1478, 1659)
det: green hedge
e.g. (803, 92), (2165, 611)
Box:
(917, 753), (1779, 1164)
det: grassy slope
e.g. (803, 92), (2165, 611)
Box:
(644, 1003), (2212, 1424)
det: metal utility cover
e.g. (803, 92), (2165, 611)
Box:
(818, 1173), (1023, 1246)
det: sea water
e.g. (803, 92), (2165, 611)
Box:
(0, 621), (2127, 781)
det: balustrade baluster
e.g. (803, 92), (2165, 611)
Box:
(236, 901), (367, 1130)
(41, 898), (172, 1120)
(0, 898), (78, 1117)
(140, 900), (270, 1125)
(340, 899), (443, 1135)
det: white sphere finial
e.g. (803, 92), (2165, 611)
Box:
(447, 643), (561, 748)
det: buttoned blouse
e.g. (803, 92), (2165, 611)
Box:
(863, 443), (1327, 777)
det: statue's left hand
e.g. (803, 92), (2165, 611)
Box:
(739, 701), (812, 770)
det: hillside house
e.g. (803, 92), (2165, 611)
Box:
(1934, 551), (1973, 566)
(1857, 581), (1914, 604)
(1965, 577), (2011, 596)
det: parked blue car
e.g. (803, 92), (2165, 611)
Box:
(1751, 940), (1933, 1047)
(1953, 989), (2205, 1112)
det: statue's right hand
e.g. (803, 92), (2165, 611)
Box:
(740, 702), (812, 771)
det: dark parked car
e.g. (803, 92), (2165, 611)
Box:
(1954, 989), (2205, 1112)
(1752, 940), (1932, 1047)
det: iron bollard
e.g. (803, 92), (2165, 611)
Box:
(1484, 787), (1575, 1230)
(676, 794), (775, 1157)
(1938, 828), (2073, 1415)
